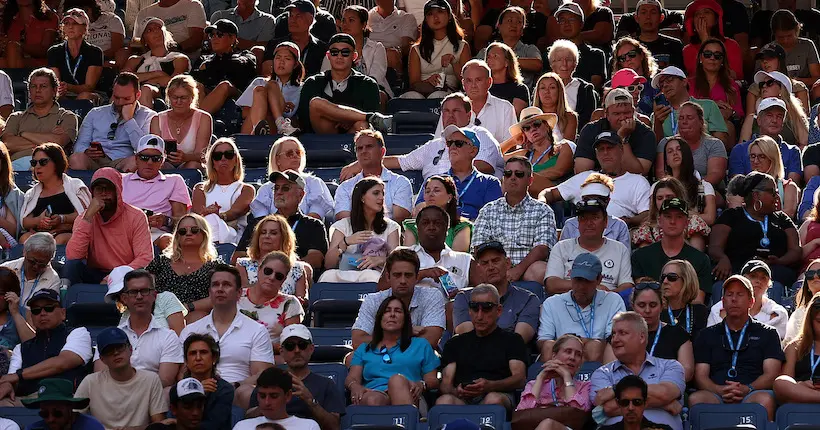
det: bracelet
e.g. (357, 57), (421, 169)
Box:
(58, 215), (65, 224)
(343, 237), (349, 246)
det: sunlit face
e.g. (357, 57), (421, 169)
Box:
(136, 148), (163, 180)
(550, 48), (577, 76)
(760, 78), (783, 98)
(257, 220), (284, 253)
(658, 209), (688, 237)
(168, 86), (194, 111)
(654, 187), (676, 210)
(257, 386), (290, 419)
(552, 338), (583, 374)
(340, 9), (365, 36)
(805, 261), (820, 294)
(461, 65), (492, 101)
(28, 76), (56, 106)
(664, 140), (683, 169)
(61, 17), (86, 39)
(660, 263), (683, 301)
(387, 261), (418, 297)
(743, 270), (771, 299)
(361, 183), (385, 213)
(185, 340), (215, 376)
(606, 104), (636, 130)
(447, 132), (478, 165)
(31, 150), (56, 182)
(659, 75), (685, 100)
(757, 107), (786, 137)
(677, 105), (703, 137)
(749, 144), (773, 174)
(142, 22), (165, 48)
(636, 4), (662, 33)
(210, 142), (236, 173)
(556, 11), (582, 38)
(440, 98), (471, 128)
(722, 281), (754, 319)
(611, 320), (645, 357)
(594, 142), (622, 172)
(616, 44), (643, 73)
(577, 209), (606, 240)
(425, 8), (450, 31)
(537, 77), (560, 108)
(485, 46), (508, 72)
(327, 42), (356, 71)
(275, 140), (303, 172)
(498, 10), (524, 40)
(467, 292), (502, 332)
(355, 135), (384, 168)
(699, 42), (725, 73)
(288, 9), (312, 33)
(273, 49), (297, 78)
(423, 178), (453, 208)
(258, 258), (288, 294)
(476, 249), (510, 286)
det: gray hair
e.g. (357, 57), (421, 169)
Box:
(471, 283), (500, 302)
(24, 232), (57, 257)
(612, 311), (648, 337)
(548, 39), (580, 66)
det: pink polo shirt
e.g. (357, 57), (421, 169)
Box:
(121, 172), (192, 215)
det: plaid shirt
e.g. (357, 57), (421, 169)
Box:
(471, 195), (557, 265)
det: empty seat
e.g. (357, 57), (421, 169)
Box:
(64, 283), (108, 306)
(309, 327), (353, 347)
(6, 68), (35, 106)
(244, 167), (269, 186)
(233, 135), (275, 169)
(300, 134), (358, 167)
(777, 404), (820, 430)
(66, 303), (121, 334)
(384, 133), (432, 156)
(168, 169), (204, 189)
(307, 167), (343, 185)
(394, 169), (423, 194)
(309, 282), (376, 328)
(428, 404), (507, 430)
(215, 243), (236, 264)
(7, 244), (24, 260)
(386, 98), (443, 114)
(66, 169), (95, 187)
(310, 282), (377, 305)
(392, 111), (439, 134)
(14, 171), (35, 192)
(59, 99), (95, 120)
(343, 405), (420, 430)
(688, 403), (769, 430)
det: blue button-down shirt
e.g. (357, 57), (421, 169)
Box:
(728, 134), (803, 178)
(74, 104), (156, 161)
(416, 168), (502, 221)
(335, 168), (413, 220)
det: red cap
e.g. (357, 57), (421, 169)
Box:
(611, 68), (647, 89)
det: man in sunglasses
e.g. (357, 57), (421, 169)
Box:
(598, 375), (673, 430)
(122, 134), (192, 250)
(0, 289), (93, 407)
(591, 311), (685, 430)
(546, 2), (606, 88)
(557, 174), (631, 249)
(20, 378), (104, 430)
(65, 167), (154, 285)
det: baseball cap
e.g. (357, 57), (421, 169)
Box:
(554, 2), (584, 20)
(580, 181), (612, 198)
(62, 8), (90, 26)
(756, 42), (786, 62)
(754, 70), (792, 94)
(274, 41), (301, 60)
(424, 0), (452, 14)
(105, 266), (136, 303)
(136, 134), (165, 155)
(570, 253), (602, 281)
(21, 379), (90, 409)
(442, 125), (481, 147)
(281, 324), (312, 342)
(205, 19), (238, 35)
(136, 16), (164, 38)
(285, 0), (316, 15)
(170, 378), (207, 403)
(635, 0), (662, 12)
(604, 87), (634, 108)
(611, 68), (647, 89)
(328, 33), (356, 48)
(756, 97), (787, 115)
(659, 197), (688, 214)
(723, 274), (754, 297)
(592, 131), (622, 148)
(27, 289), (60, 307)
(651, 66), (687, 89)
(741, 259), (772, 278)
(96, 327), (130, 354)
(269, 169), (307, 189)
(474, 241), (506, 259)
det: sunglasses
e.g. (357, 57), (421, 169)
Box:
(30, 158), (50, 167)
(329, 48), (352, 57)
(282, 339), (311, 351)
(278, 149), (301, 159)
(107, 122), (117, 140)
(701, 50), (724, 60)
(635, 282), (661, 291)
(660, 272), (680, 282)
(262, 267), (286, 281)
(503, 170), (527, 178)
(177, 226), (201, 236)
(759, 79), (780, 89)
(30, 305), (58, 315)
(521, 119), (545, 133)
(212, 150), (236, 161)
(123, 287), (155, 297)
(446, 139), (470, 148)
(624, 84), (644, 93)
(39, 409), (65, 419)
(806, 270), (820, 280)
(616, 49), (639, 63)
(468, 301), (498, 312)
(617, 398), (645, 407)
(138, 154), (164, 163)
(209, 30), (228, 38)
(377, 346), (392, 364)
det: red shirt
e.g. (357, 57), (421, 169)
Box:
(6, 12), (57, 46)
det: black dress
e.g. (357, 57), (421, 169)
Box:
(147, 255), (221, 304)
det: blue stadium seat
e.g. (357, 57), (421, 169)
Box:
(428, 405), (507, 430)
(777, 404), (820, 430)
(309, 282), (378, 307)
(14, 171), (34, 192)
(309, 282), (376, 328)
(343, 405), (420, 430)
(66, 303), (121, 340)
(300, 134), (358, 166)
(66, 169), (95, 187)
(8, 244), (24, 260)
(64, 283), (108, 306)
(395, 169), (424, 194)
(575, 361), (602, 383)
(215, 243), (236, 264)
(309, 363), (348, 399)
(392, 111), (439, 134)
(167, 169), (204, 189)
(244, 167), (269, 186)
(527, 361), (542, 381)
(59, 99), (94, 120)
(6, 68), (35, 106)
(513, 281), (546, 302)
(308, 327), (353, 362)
(233, 135), (275, 169)
(309, 327), (353, 347)
(213, 99), (243, 136)
(231, 405), (245, 427)
(688, 403), (769, 430)
(307, 167), (343, 185)
(384, 133), (432, 156)
(386, 98), (443, 115)
(1, 406), (43, 427)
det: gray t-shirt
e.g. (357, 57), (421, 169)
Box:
(657, 136), (727, 180)
(477, 40), (542, 87)
(786, 38), (820, 79)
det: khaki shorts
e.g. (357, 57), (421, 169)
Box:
(87, 155), (128, 170)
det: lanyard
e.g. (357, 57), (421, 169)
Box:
(667, 305), (692, 334)
(64, 45), (84, 83)
(528, 145), (553, 166)
(550, 379), (559, 404)
(811, 346), (820, 377)
(649, 325), (662, 356)
(291, 219), (300, 232)
(725, 320), (750, 379)
(571, 292), (596, 338)
(743, 209), (770, 247)
(670, 108), (678, 134)
(19, 265), (39, 315)
(456, 171), (477, 200)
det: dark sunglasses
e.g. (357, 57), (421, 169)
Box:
(262, 267), (286, 281)
(282, 339), (311, 351)
(521, 119), (545, 133)
(503, 170), (527, 178)
(329, 48), (352, 57)
(377, 346), (392, 364)
(107, 122), (117, 140)
(138, 154), (163, 163)
(617, 398), (645, 407)
(177, 226), (201, 236)
(446, 139), (470, 148)
(123, 287), (155, 297)
(806, 270), (820, 280)
(209, 30), (228, 38)
(468, 301), (498, 312)
(701, 50), (724, 60)
(635, 282), (661, 291)
(759, 79), (779, 89)
(660, 272), (680, 282)
(30, 158), (50, 167)
(616, 49), (639, 63)
(39, 409), (65, 419)
(212, 150), (236, 161)
(30, 305), (58, 315)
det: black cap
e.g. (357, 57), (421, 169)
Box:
(424, 0), (452, 15)
(27, 289), (60, 307)
(328, 33), (356, 49)
(285, 0), (316, 16)
(205, 19), (238, 35)
(741, 259), (772, 278)
(592, 131), (622, 148)
(268, 170), (306, 188)
(659, 197), (688, 214)
(474, 241), (506, 258)
(576, 198), (607, 214)
(756, 42), (786, 62)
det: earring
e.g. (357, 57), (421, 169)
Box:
(753, 200), (763, 212)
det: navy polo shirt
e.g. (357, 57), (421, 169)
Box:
(693, 318), (784, 385)
(416, 168), (502, 221)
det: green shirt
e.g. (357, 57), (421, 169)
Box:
(297, 69), (381, 133)
(631, 241), (714, 293)
(656, 96), (729, 137)
(402, 218), (473, 248)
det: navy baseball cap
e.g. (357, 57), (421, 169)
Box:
(26, 289), (60, 307)
(96, 327), (130, 354)
(570, 253), (602, 281)
(285, 0), (316, 15)
(474, 241), (506, 259)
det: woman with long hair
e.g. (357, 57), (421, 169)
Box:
(240, 41), (305, 136)
(610, 37), (658, 116)
(47, 9), (104, 104)
(748, 136), (799, 219)
(800, 197), (820, 268)
(530, 72), (578, 142)
(182, 334), (235, 429)
(772, 10), (820, 97)
(632, 177), (711, 251)
(150, 75), (212, 169)
(484, 42), (529, 117)
(19, 143), (90, 244)
(784, 259), (820, 345)
(0, 144), (23, 247)
(346, 296), (439, 406)
(403, 176), (472, 252)
(774, 294), (820, 403)
(123, 17), (190, 107)
(0, 0), (58, 68)
(192, 138), (255, 245)
(749, 44), (810, 116)
(503, 107), (573, 195)
(478, 7), (541, 88)
(659, 137), (717, 226)
(659, 259), (709, 338)
(740, 70), (809, 148)
(402, 0), (470, 100)
(546, 40), (597, 127)
(681, 0), (742, 78)
(690, 38), (742, 142)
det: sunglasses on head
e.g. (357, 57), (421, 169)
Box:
(701, 50), (724, 60)
(39, 409), (65, 419)
(806, 270), (820, 280)
(177, 226), (201, 236)
(624, 83), (644, 93)
(30, 305), (58, 315)
(262, 267), (286, 281)
(521, 119), (545, 133)
(138, 154), (163, 163)
(282, 339), (311, 351)
(30, 158), (50, 167)
(107, 122), (117, 140)
(468, 301), (498, 312)
(660, 272), (680, 282)
(617, 398), (645, 407)
(616, 49), (639, 63)
(212, 150), (236, 161)
(329, 48), (352, 57)
(503, 170), (527, 178)
(635, 282), (661, 291)
(446, 139), (470, 148)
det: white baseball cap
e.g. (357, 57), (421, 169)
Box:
(136, 134), (166, 155)
(105, 266), (136, 303)
(635, 0), (662, 12)
(604, 88), (634, 108)
(651, 66), (686, 89)
(756, 97), (787, 115)
(753, 70), (792, 94)
(281, 324), (312, 342)
(172, 378), (206, 403)
(554, 2), (584, 20)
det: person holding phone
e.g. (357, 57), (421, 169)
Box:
(774, 293), (820, 404)
(150, 75), (212, 169)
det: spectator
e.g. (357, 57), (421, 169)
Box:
(92, 269), (183, 387)
(598, 375), (675, 430)
(104, 266), (186, 334)
(19, 144), (90, 244)
(454, 241), (540, 343)
(545, 132), (651, 228)
(133, 0), (206, 55)
(745, 135), (800, 219)
(437, 283), (528, 412)
(181, 334), (235, 430)
(323, 177), (400, 282)
(65, 167), (153, 285)
(336, 130), (412, 222)
(297, 33), (391, 134)
(70, 72), (156, 172)
(549, 3), (606, 89)
(0, 146), (22, 245)
(149, 75), (212, 169)
(681, 0), (743, 79)
(239, 41), (304, 136)
(210, 0), (276, 50)
(146, 377), (207, 430)
(0, 233), (60, 317)
(738, 74), (809, 150)
(0, 69), (79, 171)
(607, 40), (660, 117)
(539, 253), (627, 362)
(415, 125), (501, 220)
(80, 0), (126, 66)
(774, 293), (820, 403)
(751, 43), (811, 117)
(576, 0), (615, 51)
(192, 138), (254, 245)
(124, 18), (191, 108)
(0, 71), (12, 121)
(530, 72), (579, 142)
(690, 38), (743, 128)
(147, 214), (221, 322)
(769, 10), (820, 102)
(631, 180), (710, 251)
(475, 0), (549, 50)
(689, 275), (784, 421)
(629, 0), (684, 70)
(659, 260), (710, 337)
(476, 7), (541, 88)
(546, 39), (600, 131)
(0, 0), (58, 68)
(784, 259), (820, 345)
(340, 93), (504, 181)
(557, 174), (632, 250)
(180, 264), (275, 388)
(20, 379), (105, 430)
(725, 174), (747, 209)
(604, 283), (694, 382)
(591, 312), (686, 430)
(750, 0), (820, 49)
(402, 0), (471, 100)
(348, 295), (440, 406)
(0, 268), (33, 350)
(122, 134), (192, 249)
(631, 196), (713, 297)
(708, 260), (789, 339)
(273, 0), (337, 43)
(233, 367), (320, 430)
(471, 156), (556, 282)
(368, 0), (418, 75)
(657, 136), (719, 226)
(75, 327), (167, 428)
(403, 176), (473, 252)
(481, 43), (529, 117)
(263, 0), (330, 78)
(0, 290), (93, 406)
(47, 9), (104, 104)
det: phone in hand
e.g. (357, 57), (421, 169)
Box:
(165, 140), (178, 155)
(460, 380), (476, 388)
(90, 142), (103, 152)
(654, 93), (670, 107)
(755, 248), (771, 260)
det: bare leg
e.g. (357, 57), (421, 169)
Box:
(198, 81), (238, 114)
(241, 85), (269, 134)
(54, 232), (71, 245)
(744, 390), (776, 421)
(265, 79), (287, 119)
(68, 152), (93, 170)
(308, 97), (369, 134)
(19, 231), (33, 244)
(481, 392), (513, 412)
(435, 394), (467, 405)
(360, 391), (390, 406)
(535, 418), (568, 430)
(583, 339), (605, 362)
(773, 376), (820, 404)
(688, 390), (721, 408)
(234, 384), (255, 409)
(523, 261), (547, 283)
(154, 234), (172, 250)
(139, 84), (159, 107)
(386, 48), (404, 75)
(387, 374), (415, 405)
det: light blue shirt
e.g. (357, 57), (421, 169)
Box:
(351, 337), (440, 392)
(250, 174), (334, 218)
(75, 104), (156, 161)
(334, 168), (412, 219)
(537, 290), (626, 341)
(560, 215), (631, 250)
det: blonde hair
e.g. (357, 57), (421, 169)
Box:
(247, 214), (297, 262)
(661, 259), (700, 305)
(486, 42), (523, 85)
(581, 172), (615, 191)
(779, 85), (809, 145)
(268, 136), (306, 175)
(165, 75), (199, 108)
(164, 214), (218, 262)
(204, 137), (245, 192)
(533, 72), (575, 132)
(748, 135), (785, 181)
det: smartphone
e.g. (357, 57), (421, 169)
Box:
(44, 205), (52, 218)
(460, 380), (476, 388)
(91, 142), (102, 151)
(654, 93), (670, 107)
(813, 374), (820, 386)
(756, 248), (771, 260)
(144, 209), (154, 217)
(165, 140), (178, 155)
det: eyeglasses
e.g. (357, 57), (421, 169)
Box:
(282, 339), (311, 351)
(701, 50), (724, 60)
(122, 287), (155, 297)
(262, 267), (286, 281)
(209, 31), (228, 38)
(212, 150), (236, 161)
(623, 84), (644, 93)
(445, 139), (470, 148)
(556, 17), (580, 24)
(660, 272), (680, 282)
(329, 48), (352, 57)
(616, 49), (639, 64)
(25, 257), (50, 268)
(806, 270), (820, 280)
(107, 122), (118, 140)
(617, 398), (645, 407)
(29, 158), (50, 167)
(138, 154), (164, 163)
(521, 119), (545, 133)
(749, 153), (769, 161)
(377, 346), (392, 364)
(177, 226), (201, 236)
(278, 149), (301, 159)
(30, 305), (58, 315)
(760, 79), (780, 89)
(273, 184), (294, 193)
(39, 409), (65, 419)
(170, 95), (191, 102)
(503, 170), (527, 178)
(468, 301), (498, 312)
(635, 282), (661, 291)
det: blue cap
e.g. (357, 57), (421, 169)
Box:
(443, 125), (481, 147)
(570, 253), (602, 281)
(96, 327), (130, 354)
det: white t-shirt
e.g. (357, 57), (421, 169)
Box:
(545, 238), (633, 290)
(367, 7), (417, 49)
(707, 298), (789, 340)
(0, 71), (12, 108)
(8, 327), (93, 373)
(558, 171), (651, 219)
(410, 244), (472, 292)
(87, 12), (125, 53)
(133, 0), (207, 44)
(434, 94), (517, 143)
(233, 415), (320, 430)
(0, 418), (19, 430)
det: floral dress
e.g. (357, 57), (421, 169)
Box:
(238, 289), (304, 344)
(236, 257), (306, 295)
(631, 214), (711, 248)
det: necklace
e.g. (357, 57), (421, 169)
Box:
(168, 111), (193, 137)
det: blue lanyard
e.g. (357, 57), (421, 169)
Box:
(19, 265), (39, 315)
(725, 320), (750, 379)
(670, 108), (678, 134)
(64, 46), (84, 83)
(649, 325), (662, 356)
(528, 145), (553, 166)
(743, 208), (770, 248)
(571, 292), (596, 338)
(291, 219), (300, 232)
(454, 170), (477, 200)
(811, 346), (820, 377)
(667, 305), (692, 334)
(549, 379), (559, 404)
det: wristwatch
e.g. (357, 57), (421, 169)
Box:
(16, 368), (24, 382)
(564, 380), (575, 387)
